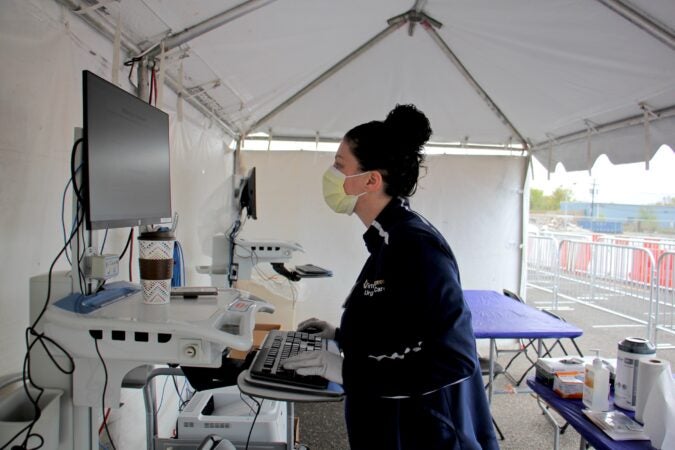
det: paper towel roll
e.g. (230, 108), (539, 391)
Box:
(641, 361), (674, 449)
(636, 358), (670, 423)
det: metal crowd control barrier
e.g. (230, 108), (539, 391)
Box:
(527, 234), (675, 346)
(526, 235), (560, 309)
(556, 240), (656, 340)
(654, 251), (675, 349)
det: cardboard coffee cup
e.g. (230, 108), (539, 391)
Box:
(138, 231), (175, 305)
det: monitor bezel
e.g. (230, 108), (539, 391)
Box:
(82, 70), (172, 231)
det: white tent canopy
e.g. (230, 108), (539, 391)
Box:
(1, 3), (673, 445)
(58, 0), (675, 170)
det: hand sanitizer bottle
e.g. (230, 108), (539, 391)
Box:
(583, 349), (610, 411)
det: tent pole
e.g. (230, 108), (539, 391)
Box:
(247, 19), (406, 134)
(144, 0), (278, 59)
(54, 0), (239, 138)
(422, 24), (529, 149)
(595, 0), (675, 51)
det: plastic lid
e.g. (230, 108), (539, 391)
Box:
(138, 230), (175, 241)
(618, 337), (656, 354)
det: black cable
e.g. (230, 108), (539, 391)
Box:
(118, 228), (134, 260)
(70, 139), (85, 212)
(60, 172), (75, 266)
(70, 138), (86, 294)
(128, 229), (134, 282)
(148, 63), (156, 105)
(171, 376), (183, 409)
(227, 220), (241, 287)
(94, 338), (116, 450)
(124, 57), (142, 84)
(100, 228), (109, 254)
(245, 397), (262, 450)
(156, 375), (170, 413)
(4, 213), (83, 450)
(95, 280), (107, 294)
(76, 226), (86, 294)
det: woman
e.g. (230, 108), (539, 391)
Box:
(283, 104), (499, 450)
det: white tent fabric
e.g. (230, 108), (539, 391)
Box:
(58, 0), (675, 170)
(0, 0), (232, 375)
(240, 151), (526, 327)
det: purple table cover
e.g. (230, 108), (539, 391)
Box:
(464, 290), (583, 339)
(527, 378), (654, 450)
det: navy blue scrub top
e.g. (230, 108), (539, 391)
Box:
(336, 198), (499, 450)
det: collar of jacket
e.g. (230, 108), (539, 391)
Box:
(362, 197), (410, 253)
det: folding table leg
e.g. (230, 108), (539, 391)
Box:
(488, 339), (495, 404)
(534, 394), (561, 450)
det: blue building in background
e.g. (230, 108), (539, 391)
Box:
(560, 202), (675, 233)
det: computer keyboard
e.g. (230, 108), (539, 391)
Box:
(249, 330), (329, 390)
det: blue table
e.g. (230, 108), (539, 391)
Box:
(464, 290), (583, 402)
(527, 377), (653, 450)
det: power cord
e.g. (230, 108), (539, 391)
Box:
(3, 217), (81, 450)
(93, 338), (116, 450)
(244, 397), (262, 450)
(227, 219), (242, 287)
(1, 139), (87, 450)
(60, 162), (82, 265)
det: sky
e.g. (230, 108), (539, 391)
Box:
(529, 144), (675, 206)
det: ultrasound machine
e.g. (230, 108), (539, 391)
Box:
(3, 71), (339, 450)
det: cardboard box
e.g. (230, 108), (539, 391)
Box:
(553, 371), (584, 399)
(536, 356), (586, 387)
(535, 356), (616, 387)
(228, 323), (282, 360)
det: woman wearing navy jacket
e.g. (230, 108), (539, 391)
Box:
(283, 104), (499, 450)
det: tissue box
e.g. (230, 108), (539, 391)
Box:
(553, 372), (584, 399)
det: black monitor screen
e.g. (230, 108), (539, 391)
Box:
(83, 70), (172, 230)
(239, 167), (257, 220)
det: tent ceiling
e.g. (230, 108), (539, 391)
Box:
(67, 0), (675, 170)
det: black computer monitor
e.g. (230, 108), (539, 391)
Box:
(239, 167), (257, 220)
(82, 70), (172, 230)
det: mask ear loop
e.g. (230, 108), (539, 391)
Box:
(343, 171), (372, 197)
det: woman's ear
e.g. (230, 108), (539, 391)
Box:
(365, 170), (384, 192)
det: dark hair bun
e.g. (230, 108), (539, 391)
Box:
(384, 104), (432, 149)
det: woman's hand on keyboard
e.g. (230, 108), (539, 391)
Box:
(297, 318), (336, 340)
(282, 350), (343, 384)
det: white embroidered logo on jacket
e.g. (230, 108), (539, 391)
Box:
(368, 341), (423, 361)
(362, 279), (385, 297)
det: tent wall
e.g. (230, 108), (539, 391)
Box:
(0, 0), (233, 378)
(0, 0), (526, 444)
(239, 151), (526, 327)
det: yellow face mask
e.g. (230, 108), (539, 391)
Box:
(322, 166), (370, 215)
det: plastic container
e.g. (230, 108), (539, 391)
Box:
(583, 349), (610, 411)
(614, 337), (656, 411)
